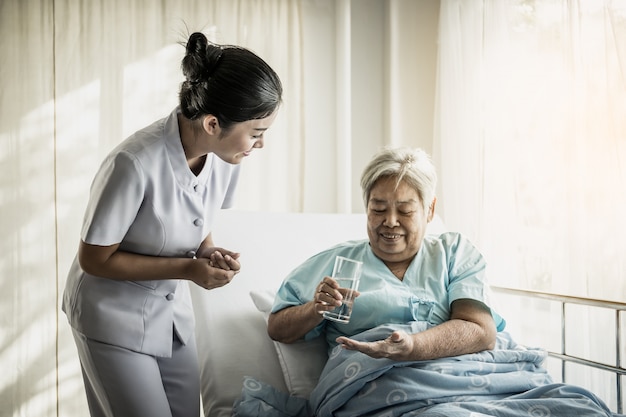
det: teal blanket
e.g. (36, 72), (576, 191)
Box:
(233, 322), (621, 417)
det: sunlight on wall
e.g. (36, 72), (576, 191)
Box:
(55, 78), (105, 417)
(0, 103), (57, 416)
(437, 2), (626, 412)
(121, 44), (183, 138)
(475, 0), (626, 303)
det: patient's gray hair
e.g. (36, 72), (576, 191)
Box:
(360, 146), (437, 211)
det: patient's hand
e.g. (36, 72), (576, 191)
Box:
(336, 330), (415, 361)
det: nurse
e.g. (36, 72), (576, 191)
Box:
(268, 146), (505, 361)
(62, 32), (282, 417)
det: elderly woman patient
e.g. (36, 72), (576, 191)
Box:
(268, 146), (505, 360)
(234, 147), (619, 417)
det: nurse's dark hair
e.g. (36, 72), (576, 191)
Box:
(179, 32), (283, 130)
(360, 146), (437, 212)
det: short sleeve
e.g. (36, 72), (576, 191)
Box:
(81, 151), (145, 246)
(272, 264), (313, 312)
(445, 234), (488, 303)
(444, 233), (506, 331)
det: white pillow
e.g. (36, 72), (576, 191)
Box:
(190, 286), (287, 417)
(250, 290), (328, 399)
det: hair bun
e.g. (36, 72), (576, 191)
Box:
(182, 32), (224, 84)
(185, 32), (207, 56)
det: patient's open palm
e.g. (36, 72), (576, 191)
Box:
(336, 330), (415, 361)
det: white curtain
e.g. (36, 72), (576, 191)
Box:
(53, 0), (304, 216)
(435, 1), (626, 408)
(434, 0), (626, 303)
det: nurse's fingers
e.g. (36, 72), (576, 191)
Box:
(209, 251), (230, 270)
(223, 254), (240, 272)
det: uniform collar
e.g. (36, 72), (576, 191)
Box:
(163, 107), (212, 191)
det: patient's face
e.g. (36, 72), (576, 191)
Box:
(366, 177), (433, 267)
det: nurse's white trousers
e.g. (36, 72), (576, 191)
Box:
(72, 329), (201, 417)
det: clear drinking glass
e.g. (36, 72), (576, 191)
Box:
(322, 256), (362, 323)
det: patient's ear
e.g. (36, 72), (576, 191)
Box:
(427, 197), (437, 222)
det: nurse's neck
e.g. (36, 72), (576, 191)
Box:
(178, 113), (210, 175)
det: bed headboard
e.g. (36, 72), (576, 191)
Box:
(491, 286), (626, 414)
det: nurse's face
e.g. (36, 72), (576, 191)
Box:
(366, 176), (435, 265)
(212, 110), (278, 164)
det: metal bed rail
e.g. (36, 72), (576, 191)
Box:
(491, 286), (626, 414)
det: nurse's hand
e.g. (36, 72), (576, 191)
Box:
(197, 247), (241, 272)
(187, 257), (240, 290)
(335, 330), (415, 361)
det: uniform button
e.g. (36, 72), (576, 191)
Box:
(166, 293), (175, 301)
(193, 218), (204, 227)
(186, 250), (197, 258)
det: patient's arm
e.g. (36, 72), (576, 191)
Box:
(267, 302), (324, 344)
(336, 298), (496, 361)
(268, 276), (351, 344)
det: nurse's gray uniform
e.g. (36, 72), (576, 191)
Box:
(62, 107), (240, 417)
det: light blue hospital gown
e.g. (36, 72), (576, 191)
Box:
(272, 232), (505, 349)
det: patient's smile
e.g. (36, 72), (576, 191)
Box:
(381, 232), (402, 241)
